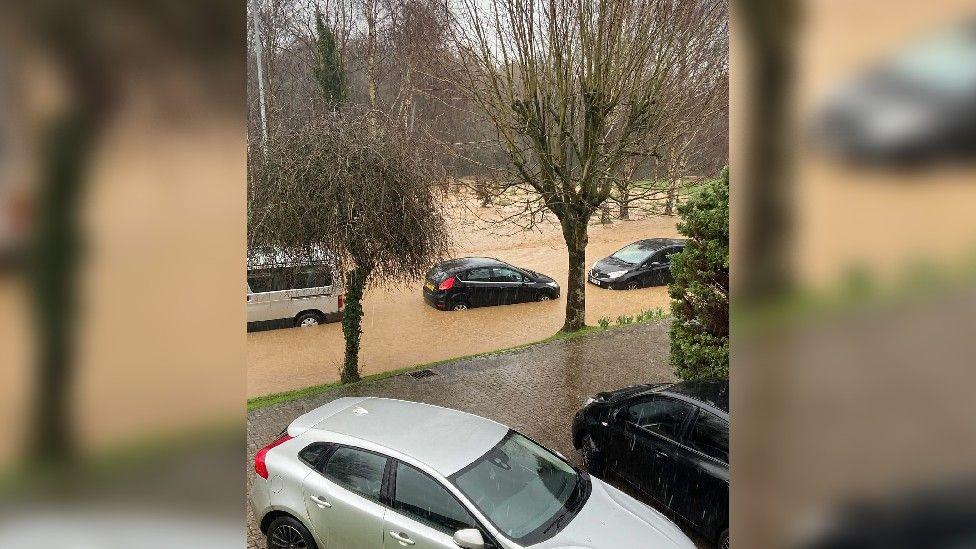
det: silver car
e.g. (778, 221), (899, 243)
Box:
(251, 397), (696, 549)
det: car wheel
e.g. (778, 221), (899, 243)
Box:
(294, 311), (323, 327)
(579, 433), (605, 476)
(267, 516), (318, 549)
(538, 293), (552, 302)
(452, 301), (469, 311)
(718, 528), (729, 549)
(625, 280), (640, 290)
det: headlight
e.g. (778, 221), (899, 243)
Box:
(606, 270), (628, 279)
(546, 281), (558, 287)
(584, 396), (596, 407)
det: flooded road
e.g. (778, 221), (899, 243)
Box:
(247, 213), (682, 397)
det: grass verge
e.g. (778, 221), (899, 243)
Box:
(247, 321), (643, 411)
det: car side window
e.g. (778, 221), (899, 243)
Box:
(298, 442), (334, 469)
(688, 410), (729, 463)
(625, 397), (694, 441)
(491, 267), (523, 283)
(321, 447), (388, 502)
(463, 267), (492, 282)
(247, 269), (272, 293)
(393, 462), (479, 535)
(663, 247), (682, 263)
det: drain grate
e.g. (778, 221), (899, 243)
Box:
(408, 369), (438, 379)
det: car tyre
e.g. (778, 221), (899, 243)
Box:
(580, 433), (606, 476)
(451, 301), (470, 311)
(719, 528), (729, 549)
(625, 280), (640, 290)
(294, 311), (323, 327)
(538, 293), (553, 302)
(267, 515), (318, 549)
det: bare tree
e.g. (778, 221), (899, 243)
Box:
(248, 112), (451, 382)
(450, 0), (726, 332)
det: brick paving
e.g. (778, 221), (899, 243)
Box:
(247, 321), (711, 548)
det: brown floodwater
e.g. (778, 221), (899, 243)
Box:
(247, 211), (682, 397)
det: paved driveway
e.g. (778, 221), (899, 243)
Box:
(247, 321), (713, 548)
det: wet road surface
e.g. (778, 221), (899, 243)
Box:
(247, 321), (714, 548)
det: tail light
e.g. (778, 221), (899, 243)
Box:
(338, 294), (344, 309)
(438, 276), (456, 291)
(254, 433), (292, 479)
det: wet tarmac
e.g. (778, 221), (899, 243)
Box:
(246, 321), (713, 548)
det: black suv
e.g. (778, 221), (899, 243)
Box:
(573, 380), (729, 548)
(588, 238), (685, 290)
(422, 257), (560, 311)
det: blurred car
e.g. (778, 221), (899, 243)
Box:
(423, 257), (559, 311)
(247, 248), (343, 331)
(817, 18), (976, 163)
(251, 397), (697, 549)
(573, 380), (729, 548)
(588, 238), (685, 290)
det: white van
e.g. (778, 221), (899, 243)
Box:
(246, 250), (343, 330)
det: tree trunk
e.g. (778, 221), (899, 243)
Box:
(600, 204), (611, 225)
(561, 217), (589, 332)
(364, 0), (378, 113)
(664, 180), (677, 216)
(29, 109), (95, 465)
(618, 184), (630, 220)
(341, 265), (370, 383)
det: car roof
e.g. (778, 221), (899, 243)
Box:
(632, 238), (686, 250)
(659, 380), (729, 416)
(289, 397), (509, 476)
(436, 257), (507, 271)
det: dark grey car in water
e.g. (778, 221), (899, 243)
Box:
(588, 238), (685, 290)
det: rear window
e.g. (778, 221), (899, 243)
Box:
(426, 266), (450, 283)
(247, 265), (332, 292)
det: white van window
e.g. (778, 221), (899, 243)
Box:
(248, 266), (333, 293)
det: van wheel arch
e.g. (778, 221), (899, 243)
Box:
(294, 310), (325, 327)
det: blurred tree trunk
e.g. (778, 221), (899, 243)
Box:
(560, 212), (591, 332)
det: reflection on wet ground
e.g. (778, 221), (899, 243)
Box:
(247, 215), (682, 397)
(247, 321), (712, 548)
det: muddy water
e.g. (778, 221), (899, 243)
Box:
(794, 0), (976, 288)
(247, 213), (681, 397)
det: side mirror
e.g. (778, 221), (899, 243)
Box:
(649, 261), (662, 268)
(453, 528), (485, 549)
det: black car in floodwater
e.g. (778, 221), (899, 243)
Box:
(588, 238), (685, 290)
(573, 380), (730, 549)
(422, 257), (560, 311)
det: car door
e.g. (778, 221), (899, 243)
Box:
(611, 396), (695, 505)
(642, 249), (671, 286)
(460, 267), (493, 307)
(383, 461), (495, 549)
(490, 266), (525, 304)
(668, 408), (730, 536)
(302, 445), (389, 549)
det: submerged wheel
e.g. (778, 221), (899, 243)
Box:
(452, 302), (469, 311)
(538, 293), (552, 302)
(294, 311), (322, 327)
(267, 516), (317, 549)
(719, 528), (729, 549)
(625, 280), (640, 290)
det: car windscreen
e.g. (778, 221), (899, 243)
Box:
(450, 431), (585, 544)
(610, 243), (656, 265)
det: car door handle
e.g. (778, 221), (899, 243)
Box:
(309, 495), (332, 508)
(389, 531), (416, 545)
